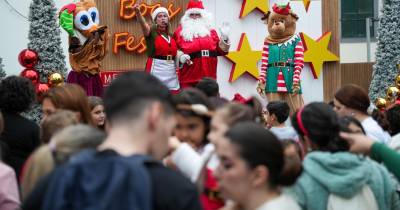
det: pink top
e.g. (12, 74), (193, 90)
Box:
(0, 162), (20, 210)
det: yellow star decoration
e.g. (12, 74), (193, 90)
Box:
(239, 0), (269, 18)
(225, 33), (262, 82)
(300, 32), (339, 79)
(302, 0), (311, 12)
(290, 0), (311, 12)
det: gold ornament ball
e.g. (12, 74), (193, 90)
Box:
(48, 73), (64, 87)
(386, 86), (400, 102)
(375, 98), (387, 110)
(395, 74), (400, 89)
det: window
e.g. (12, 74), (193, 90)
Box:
(341, 0), (376, 39)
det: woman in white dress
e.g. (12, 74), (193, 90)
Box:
(333, 84), (391, 144)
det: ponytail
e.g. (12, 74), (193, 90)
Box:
(277, 156), (302, 186)
(292, 102), (349, 153)
(225, 122), (301, 188)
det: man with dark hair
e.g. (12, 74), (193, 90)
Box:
(195, 77), (219, 97)
(264, 101), (298, 141)
(23, 72), (202, 210)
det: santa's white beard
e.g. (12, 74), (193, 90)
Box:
(180, 13), (213, 42)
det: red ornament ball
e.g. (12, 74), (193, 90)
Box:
(20, 68), (40, 85)
(18, 49), (38, 68)
(36, 83), (50, 100)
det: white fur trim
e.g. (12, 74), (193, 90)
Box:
(185, 8), (204, 15)
(151, 7), (169, 21)
(277, 33), (300, 47)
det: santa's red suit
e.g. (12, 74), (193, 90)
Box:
(174, 0), (230, 88)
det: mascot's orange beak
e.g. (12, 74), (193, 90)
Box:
(89, 24), (99, 34)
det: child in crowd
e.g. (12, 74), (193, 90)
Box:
(170, 102), (256, 210)
(88, 96), (106, 130)
(264, 101), (298, 140)
(172, 88), (213, 152)
(195, 77), (228, 108)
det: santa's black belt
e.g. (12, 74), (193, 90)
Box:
(189, 50), (219, 59)
(268, 62), (295, 67)
(153, 55), (175, 61)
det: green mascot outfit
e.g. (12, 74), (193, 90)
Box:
(257, 3), (304, 112)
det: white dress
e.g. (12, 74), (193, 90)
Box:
(255, 194), (300, 210)
(361, 117), (391, 144)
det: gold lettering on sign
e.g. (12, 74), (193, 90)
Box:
(119, 0), (181, 20)
(113, 32), (147, 54)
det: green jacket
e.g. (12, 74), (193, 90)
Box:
(371, 142), (400, 180)
(288, 152), (400, 210)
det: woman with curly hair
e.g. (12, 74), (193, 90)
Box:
(0, 76), (40, 178)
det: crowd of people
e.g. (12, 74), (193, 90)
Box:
(1, 1), (400, 210)
(0, 72), (399, 210)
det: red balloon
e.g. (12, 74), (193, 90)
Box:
(18, 49), (38, 68)
(20, 68), (40, 85)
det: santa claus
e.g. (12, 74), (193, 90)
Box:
(174, 0), (231, 88)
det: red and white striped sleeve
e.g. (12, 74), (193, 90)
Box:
(259, 41), (269, 83)
(293, 39), (304, 84)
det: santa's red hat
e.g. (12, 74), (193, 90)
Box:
(187, 0), (204, 10)
(186, 0), (205, 15)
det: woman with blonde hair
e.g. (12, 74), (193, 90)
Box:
(20, 124), (105, 199)
(41, 84), (94, 125)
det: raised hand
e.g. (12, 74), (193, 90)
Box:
(133, 0), (141, 14)
(339, 132), (374, 155)
(219, 22), (231, 41)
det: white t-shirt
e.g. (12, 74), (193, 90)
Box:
(361, 117), (391, 144)
(270, 126), (299, 141)
(255, 194), (300, 210)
